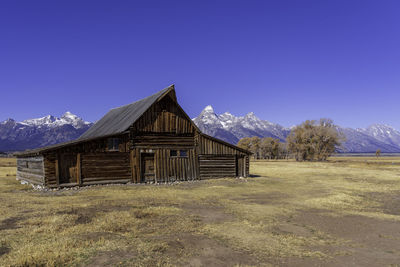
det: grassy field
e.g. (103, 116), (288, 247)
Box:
(1, 157), (400, 266)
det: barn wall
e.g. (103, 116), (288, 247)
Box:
(198, 135), (246, 155)
(199, 154), (236, 179)
(81, 152), (131, 185)
(130, 147), (198, 183)
(42, 134), (131, 187)
(198, 134), (250, 177)
(16, 156), (45, 185)
(130, 95), (195, 135)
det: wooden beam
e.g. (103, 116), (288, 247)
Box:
(55, 156), (59, 185)
(130, 150), (135, 183)
(76, 153), (81, 185)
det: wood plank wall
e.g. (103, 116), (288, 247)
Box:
(198, 135), (245, 155)
(198, 134), (250, 177)
(81, 152), (131, 185)
(130, 148), (198, 183)
(16, 157), (45, 185)
(130, 96), (195, 135)
(198, 154), (236, 179)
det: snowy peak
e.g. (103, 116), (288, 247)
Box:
(203, 105), (215, 113)
(194, 105), (222, 126)
(192, 105), (400, 153)
(19, 112), (90, 129)
(193, 105), (290, 143)
(0, 112), (93, 152)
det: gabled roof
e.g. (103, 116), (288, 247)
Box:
(15, 85), (175, 156)
(15, 84), (251, 156)
(78, 85), (173, 140)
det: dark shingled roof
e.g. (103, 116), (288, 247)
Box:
(14, 85), (173, 156)
(78, 86), (171, 140)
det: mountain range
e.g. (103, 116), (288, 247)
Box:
(0, 112), (92, 152)
(1, 107), (399, 153)
(192, 106), (400, 153)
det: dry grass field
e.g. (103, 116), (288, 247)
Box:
(1, 157), (400, 266)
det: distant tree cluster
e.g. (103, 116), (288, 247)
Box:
(237, 118), (343, 161)
(237, 136), (288, 159)
(286, 119), (343, 161)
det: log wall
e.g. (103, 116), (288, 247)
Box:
(81, 152), (131, 185)
(16, 156), (45, 185)
(199, 154), (236, 179)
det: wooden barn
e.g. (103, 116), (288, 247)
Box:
(15, 85), (251, 188)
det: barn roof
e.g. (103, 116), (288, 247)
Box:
(78, 85), (172, 140)
(14, 85), (175, 156)
(14, 84), (251, 156)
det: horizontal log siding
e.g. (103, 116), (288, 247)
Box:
(81, 153), (131, 185)
(132, 134), (194, 148)
(16, 156), (45, 185)
(199, 155), (236, 179)
(43, 153), (57, 186)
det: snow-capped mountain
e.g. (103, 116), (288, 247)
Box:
(0, 112), (92, 152)
(358, 124), (400, 148)
(1, 107), (399, 153)
(193, 105), (290, 145)
(192, 105), (400, 153)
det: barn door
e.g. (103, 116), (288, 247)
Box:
(58, 153), (77, 184)
(141, 153), (155, 183)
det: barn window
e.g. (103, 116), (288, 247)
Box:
(170, 150), (177, 157)
(107, 138), (120, 151)
(180, 150), (188, 157)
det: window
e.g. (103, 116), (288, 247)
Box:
(180, 150), (187, 157)
(170, 150), (187, 157)
(108, 138), (120, 151)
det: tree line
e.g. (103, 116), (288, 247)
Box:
(237, 118), (344, 161)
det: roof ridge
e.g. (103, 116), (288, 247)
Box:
(110, 84), (174, 111)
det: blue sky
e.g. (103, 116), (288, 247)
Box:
(1, 0), (399, 129)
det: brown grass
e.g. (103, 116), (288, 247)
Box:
(1, 157), (400, 266)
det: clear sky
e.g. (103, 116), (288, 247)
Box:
(1, 0), (399, 129)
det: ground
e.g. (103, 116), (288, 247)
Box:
(1, 156), (400, 266)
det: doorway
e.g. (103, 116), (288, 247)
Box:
(58, 153), (77, 184)
(141, 153), (155, 183)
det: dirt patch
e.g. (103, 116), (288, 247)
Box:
(364, 191), (400, 215)
(57, 204), (133, 225)
(277, 209), (400, 266)
(0, 245), (10, 257)
(181, 203), (234, 224)
(0, 216), (23, 231)
(157, 233), (259, 267)
(86, 249), (138, 267)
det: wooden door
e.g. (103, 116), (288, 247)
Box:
(141, 153), (155, 183)
(58, 153), (77, 184)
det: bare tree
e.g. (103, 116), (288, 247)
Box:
(286, 118), (344, 161)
